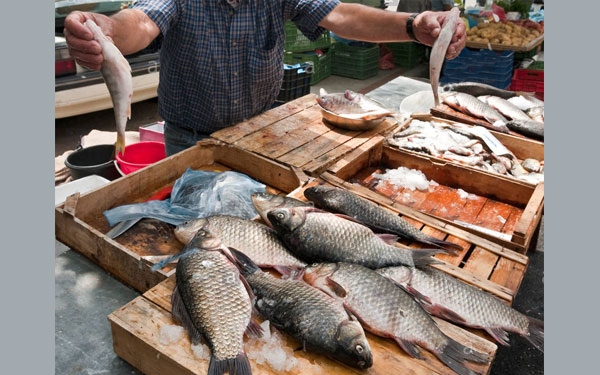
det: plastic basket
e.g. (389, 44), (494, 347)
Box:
(276, 62), (314, 103)
(284, 22), (331, 53)
(441, 48), (514, 89)
(384, 42), (427, 68)
(331, 43), (380, 80)
(283, 49), (332, 85)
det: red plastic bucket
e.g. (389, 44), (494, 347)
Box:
(115, 141), (166, 175)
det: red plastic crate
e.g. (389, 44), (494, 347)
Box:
(510, 75), (544, 100)
(513, 68), (544, 82)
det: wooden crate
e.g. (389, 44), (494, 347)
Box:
(351, 115), (543, 254)
(55, 139), (310, 293)
(108, 275), (497, 375)
(211, 94), (399, 176)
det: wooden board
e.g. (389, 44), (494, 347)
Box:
(108, 276), (497, 375)
(323, 127), (543, 255)
(465, 34), (544, 52)
(211, 94), (399, 176)
(55, 139), (310, 293)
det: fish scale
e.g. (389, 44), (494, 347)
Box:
(304, 185), (463, 253)
(304, 263), (490, 375)
(231, 249), (373, 369)
(377, 265), (544, 352)
(172, 230), (256, 375)
(267, 206), (443, 268)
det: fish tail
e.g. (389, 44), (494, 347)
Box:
(436, 339), (489, 375)
(525, 316), (544, 352)
(409, 249), (445, 266)
(208, 353), (252, 375)
(115, 134), (126, 156)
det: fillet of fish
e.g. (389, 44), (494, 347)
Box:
(85, 19), (132, 156)
(430, 7), (461, 107)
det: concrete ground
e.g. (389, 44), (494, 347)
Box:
(55, 60), (544, 375)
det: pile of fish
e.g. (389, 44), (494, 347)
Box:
(386, 119), (544, 184)
(438, 82), (545, 141)
(152, 187), (543, 375)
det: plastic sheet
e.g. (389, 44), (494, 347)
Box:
(104, 168), (266, 226)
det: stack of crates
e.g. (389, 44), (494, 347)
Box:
(440, 48), (514, 89)
(384, 42), (427, 68)
(331, 42), (380, 80)
(273, 62), (314, 107)
(282, 21), (332, 85)
(510, 60), (544, 100)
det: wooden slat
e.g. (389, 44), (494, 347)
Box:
(463, 248), (499, 280)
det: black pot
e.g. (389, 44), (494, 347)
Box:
(65, 144), (121, 181)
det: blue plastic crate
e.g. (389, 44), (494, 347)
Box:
(441, 48), (514, 89)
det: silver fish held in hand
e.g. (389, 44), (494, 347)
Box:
(84, 19), (132, 156)
(430, 7), (461, 107)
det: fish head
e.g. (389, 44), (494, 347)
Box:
(174, 218), (209, 244)
(333, 319), (373, 369)
(188, 228), (222, 251)
(303, 262), (338, 286)
(303, 185), (337, 206)
(266, 207), (307, 234)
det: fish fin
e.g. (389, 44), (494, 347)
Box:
(419, 238), (464, 255)
(272, 265), (302, 279)
(376, 233), (400, 245)
(115, 135), (126, 157)
(524, 317), (544, 352)
(207, 353), (252, 375)
(325, 276), (348, 298)
(435, 340), (488, 375)
(170, 286), (204, 345)
(229, 248), (260, 276)
(404, 284), (434, 307)
(392, 337), (423, 359)
(484, 327), (511, 346)
(245, 318), (264, 338)
(427, 304), (469, 325)
(408, 249), (445, 266)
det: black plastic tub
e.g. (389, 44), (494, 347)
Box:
(65, 144), (121, 181)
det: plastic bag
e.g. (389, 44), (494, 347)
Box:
(104, 168), (266, 226)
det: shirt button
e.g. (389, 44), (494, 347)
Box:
(233, 100), (238, 104)
(232, 41), (237, 47)
(233, 71), (238, 76)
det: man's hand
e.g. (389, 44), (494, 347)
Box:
(413, 10), (467, 60)
(64, 11), (112, 71)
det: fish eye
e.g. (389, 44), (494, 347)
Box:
(356, 344), (364, 354)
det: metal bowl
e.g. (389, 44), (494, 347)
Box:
(320, 107), (386, 131)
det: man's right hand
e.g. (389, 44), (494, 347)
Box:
(63, 11), (111, 71)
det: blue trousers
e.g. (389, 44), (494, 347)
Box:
(163, 122), (211, 156)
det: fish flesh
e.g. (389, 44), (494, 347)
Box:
(477, 95), (532, 122)
(303, 185), (463, 253)
(174, 215), (306, 274)
(267, 206), (444, 268)
(171, 229), (261, 375)
(441, 92), (510, 133)
(84, 19), (132, 156)
(316, 89), (393, 120)
(441, 82), (517, 99)
(231, 249), (373, 369)
(304, 263), (490, 375)
(430, 7), (461, 107)
(377, 265), (544, 352)
(250, 192), (312, 227)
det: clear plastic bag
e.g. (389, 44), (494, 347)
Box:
(104, 168), (266, 226)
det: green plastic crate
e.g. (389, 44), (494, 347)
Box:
(284, 21), (331, 53)
(283, 49), (332, 85)
(385, 42), (426, 68)
(331, 43), (380, 80)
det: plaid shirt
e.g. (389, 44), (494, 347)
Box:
(134, 0), (339, 133)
